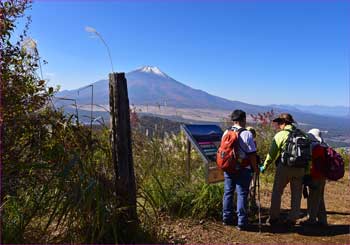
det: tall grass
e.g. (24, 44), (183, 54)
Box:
(3, 111), (159, 243)
(133, 129), (225, 220)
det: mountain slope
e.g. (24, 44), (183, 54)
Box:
(57, 66), (269, 114)
(56, 66), (350, 146)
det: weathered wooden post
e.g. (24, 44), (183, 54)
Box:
(109, 72), (137, 221)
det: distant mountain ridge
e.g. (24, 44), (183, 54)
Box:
(270, 104), (349, 118)
(57, 65), (348, 118)
(56, 66), (349, 146)
(57, 66), (270, 114)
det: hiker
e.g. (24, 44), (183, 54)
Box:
(246, 126), (257, 140)
(221, 109), (259, 230)
(246, 126), (261, 166)
(246, 126), (261, 210)
(259, 113), (310, 227)
(301, 128), (328, 226)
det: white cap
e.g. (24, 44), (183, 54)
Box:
(308, 128), (324, 143)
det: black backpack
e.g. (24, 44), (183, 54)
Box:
(281, 128), (312, 168)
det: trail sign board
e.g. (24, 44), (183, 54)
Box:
(181, 124), (224, 183)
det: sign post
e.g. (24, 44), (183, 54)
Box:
(181, 124), (224, 183)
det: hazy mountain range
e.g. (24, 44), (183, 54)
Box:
(56, 66), (350, 146)
(57, 66), (271, 114)
(57, 65), (349, 117)
(269, 104), (349, 118)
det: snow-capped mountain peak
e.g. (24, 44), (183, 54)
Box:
(138, 66), (168, 77)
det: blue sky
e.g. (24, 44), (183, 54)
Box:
(16, 0), (350, 106)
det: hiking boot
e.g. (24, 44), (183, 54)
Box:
(300, 219), (317, 226)
(283, 219), (296, 228)
(223, 221), (234, 226)
(235, 224), (250, 231)
(266, 217), (280, 226)
(316, 221), (328, 227)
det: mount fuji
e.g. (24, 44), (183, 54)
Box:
(57, 65), (269, 113)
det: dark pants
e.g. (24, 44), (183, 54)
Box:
(223, 168), (252, 226)
(307, 178), (327, 225)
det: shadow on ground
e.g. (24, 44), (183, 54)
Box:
(246, 208), (350, 236)
(243, 223), (350, 237)
(296, 224), (350, 236)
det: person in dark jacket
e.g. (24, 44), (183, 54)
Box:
(301, 129), (328, 226)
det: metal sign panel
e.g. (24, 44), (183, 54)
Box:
(181, 124), (225, 183)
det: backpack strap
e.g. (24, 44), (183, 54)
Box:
(283, 128), (299, 136)
(231, 127), (248, 155)
(281, 128), (297, 153)
(237, 127), (247, 136)
(282, 128), (293, 142)
(230, 126), (246, 134)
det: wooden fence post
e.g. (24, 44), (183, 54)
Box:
(109, 72), (137, 221)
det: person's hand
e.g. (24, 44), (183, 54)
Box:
(259, 165), (266, 173)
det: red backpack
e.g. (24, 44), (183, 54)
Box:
(311, 144), (345, 181)
(216, 128), (245, 174)
(325, 147), (345, 181)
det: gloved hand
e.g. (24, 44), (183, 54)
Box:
(259, 165), (266, 173)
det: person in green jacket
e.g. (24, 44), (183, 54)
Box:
(260, 113), (305, 227)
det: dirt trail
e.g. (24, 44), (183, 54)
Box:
(160, 172), (350, 244)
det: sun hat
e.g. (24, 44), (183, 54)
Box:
(272, 113), (295, 124)
(308, 128), (324, 143)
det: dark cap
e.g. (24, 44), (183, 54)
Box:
(272, 113), (295, 124)
(231, 109), (246, 122)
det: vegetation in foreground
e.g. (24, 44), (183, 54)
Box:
(2, 1), (349, 243)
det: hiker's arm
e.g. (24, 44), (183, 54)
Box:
(263, 137), (280, 169)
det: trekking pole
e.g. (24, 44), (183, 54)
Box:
(250, 172), (257, 213)
(253, 173), (257, 207)
(257, 173), (261, 233)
